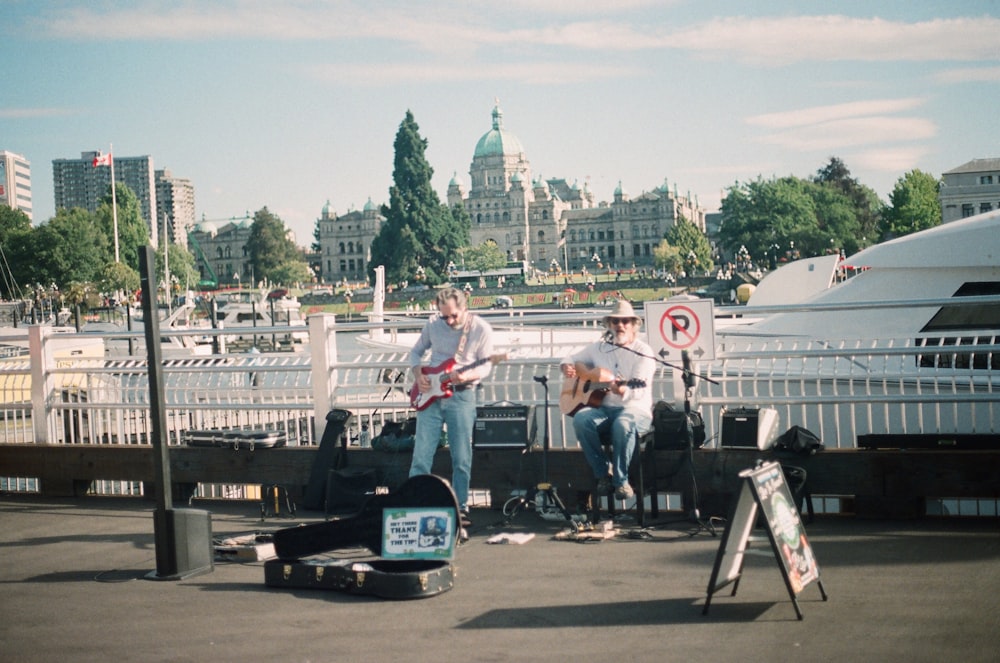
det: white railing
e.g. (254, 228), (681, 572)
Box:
(2, 306), (998, 491)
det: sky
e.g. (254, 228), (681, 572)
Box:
(4, 0), (999, 247)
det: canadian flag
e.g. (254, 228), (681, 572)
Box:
(92, 153), (112, 167)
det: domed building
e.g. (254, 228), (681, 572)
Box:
(311, 102), (707, 283)
(187, 213), (255, 288)
(448, 102), (704, 273)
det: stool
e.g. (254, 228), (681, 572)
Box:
(594, 430), (654, 526)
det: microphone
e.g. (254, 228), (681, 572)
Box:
(532, 375), (548, 384)
(602, 329), (615, 344)
(681, 350), (696, 390)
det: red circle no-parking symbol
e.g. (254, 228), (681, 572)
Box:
(659, 304), (700, 349)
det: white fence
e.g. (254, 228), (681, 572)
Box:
(2, 305), (998, 497)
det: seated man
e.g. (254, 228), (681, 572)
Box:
(559, 300), (655, 500)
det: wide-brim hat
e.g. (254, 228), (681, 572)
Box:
(602, 299), (642, 325)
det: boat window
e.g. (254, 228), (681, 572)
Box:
(921, 282), (1000, 332)
(917, 282), (1000, 369)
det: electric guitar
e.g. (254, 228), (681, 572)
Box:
(409, 353), (509, 411)
(559, 364), (647, 417)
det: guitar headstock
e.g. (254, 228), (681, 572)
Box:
(491, 350), (514, 364)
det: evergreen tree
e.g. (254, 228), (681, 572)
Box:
(370, 110), (463, 286)
(879, 170), (941, 240)
(246, 207), (299, 286)
(813, 157), (882, 245)
(665, 217), (714, 274)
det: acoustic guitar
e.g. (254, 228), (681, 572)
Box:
(559, 364), (647, 417)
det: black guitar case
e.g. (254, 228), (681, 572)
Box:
(302, 408), (354, 510)
(264, 558), (454, 599)
(272, 474), (460, 560)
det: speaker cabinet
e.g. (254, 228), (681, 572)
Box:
(720, 407), (780, 450)
(474, 405), (531, 449)
(149, 508), (213, 580)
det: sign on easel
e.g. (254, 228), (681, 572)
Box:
(703, 461), (827, 620)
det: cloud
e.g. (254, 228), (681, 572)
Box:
(756, 116), (937, 151)
(669, 15), (1000, 65)
(746, 98), (927, 129)
(932, 66), (1000, 84)
(850, 147), (930, 173)
(29, 5), (1000, 67)
(304, 60), (635, 86)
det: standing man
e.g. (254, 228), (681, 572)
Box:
(560, 300), (654, 500)
(409, 287), (496, 534)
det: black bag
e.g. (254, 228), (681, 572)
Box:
(371, 417), (418, 452)
(325, 468), (378, 518)
(775, 425), (824, 455)
(652, 401), (706, 450)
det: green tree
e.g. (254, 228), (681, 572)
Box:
(270, 260), (313, 287)
(0, 206), (33, 298)
(813, 157), (882, 245)
(32, 208), (110, 289)
(719, 173), (871, 265)
(878, 170), (941, 240)
(653, 240), (684, 275)
(370, 110), (463, 286)
(96, 182), (149, 270)
(155, 242), (199, 294)
(460, 241), (507, 274)
(245, 207), (299, 286)
(100, 261), (140, 299)
(665, 217), (714, 274)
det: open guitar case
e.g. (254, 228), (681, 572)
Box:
(264, 474), (459, 600)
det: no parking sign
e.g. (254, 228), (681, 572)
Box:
(643, 299), (716, 361)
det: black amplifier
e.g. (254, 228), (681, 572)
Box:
(474, 404), (532, 449)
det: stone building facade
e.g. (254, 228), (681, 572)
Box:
(941, 158), (1000, 223)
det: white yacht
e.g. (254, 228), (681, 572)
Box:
(213, 290), (308, 345)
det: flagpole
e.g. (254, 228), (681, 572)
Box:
(110, 143), (120, 263)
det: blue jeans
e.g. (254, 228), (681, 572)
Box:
(409, 388), (478, 510)
(573, 406), (652, 488)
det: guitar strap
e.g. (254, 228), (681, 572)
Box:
(455, 314), (473, 360)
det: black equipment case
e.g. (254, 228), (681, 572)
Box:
(183, 428), (287, 450)
(264, 558), (454, 599)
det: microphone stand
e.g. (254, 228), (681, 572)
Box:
(680, 350), (717, 537)
(500, 375), (587, 531)
(606, 336), (719, 536)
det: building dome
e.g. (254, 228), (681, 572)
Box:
(449, 171), (463, 187)
(511, 171), (523, 183)
(322, 199), (333, 217)
(614, 180), (626, 196)
(363, 197), (376, 212)
(195, 221), (217, 235)
(237, 217), (253, 229)
(473, 102), (525, 158)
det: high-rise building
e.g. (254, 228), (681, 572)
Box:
(0, 150), (33, 221)
(155, 169), (196, 248)
(52, 151), (158, 245)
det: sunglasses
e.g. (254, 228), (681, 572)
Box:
(609, 318), (633, 326)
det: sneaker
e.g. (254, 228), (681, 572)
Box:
(460, 509), (472, 528)
(596, 477), (612, 495)
(459, 527), (470, 543)
(614, 482), (634, 500)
